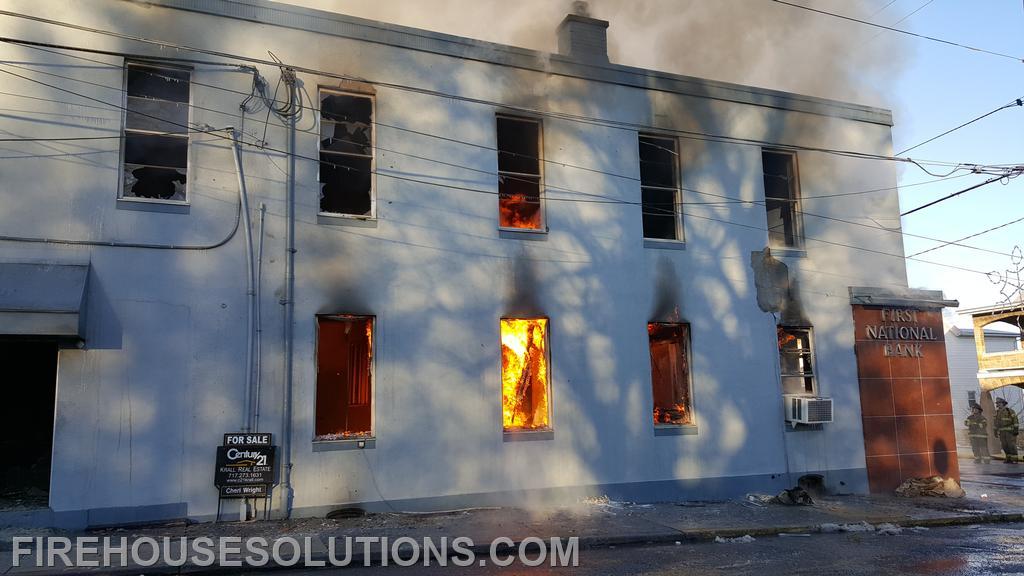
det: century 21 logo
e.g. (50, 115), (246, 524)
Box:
(226, 448), (268, 467)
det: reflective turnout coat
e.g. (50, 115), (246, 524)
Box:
(995, 406), (1019, 435)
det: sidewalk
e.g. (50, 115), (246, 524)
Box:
(1, 461), (1021, 574)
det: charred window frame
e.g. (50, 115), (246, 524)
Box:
(649, 323), (694, 427)
(778, 326), (816, 396)
(120, 62), (191, 203)
(496, 116), (545, 231)
(314, 315), (375, 441)
(639, 135), (683, 241)
(318, 89), (374, 218)
(500, 317), (552, 434)
(761, 150), (804, 248)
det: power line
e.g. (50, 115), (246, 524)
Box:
(870, 0), (900, 18)
(0, 61), (1018, 260)
(907, 214), (1024, 258)
(0, 23), (995, 172)
(897, 97), (1024, 155)
(901, 174), (1017, 216)
(889, 0), (936, 27)
(0, 53), (1009, 196)
(770, 0), (1024, 63)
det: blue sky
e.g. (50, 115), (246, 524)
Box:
(885, 1), (1024, 311)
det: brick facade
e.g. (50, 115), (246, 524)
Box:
(853, 305), (958, 492)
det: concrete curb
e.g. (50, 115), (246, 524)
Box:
(9, 511), (1021, 575)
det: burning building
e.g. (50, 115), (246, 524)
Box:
(0, 0), (959, 528)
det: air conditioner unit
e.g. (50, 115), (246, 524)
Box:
(784, 395), (833, 424)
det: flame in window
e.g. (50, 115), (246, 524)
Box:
(500, 318), (550, 431)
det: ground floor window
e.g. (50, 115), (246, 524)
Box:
(648, 323), (693, 426)
(778, 326), (815, 395)
(315, 315), (373, 440)
(500, 318), (551, 431)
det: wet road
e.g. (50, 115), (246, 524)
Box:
(263, 523), (1024, 575)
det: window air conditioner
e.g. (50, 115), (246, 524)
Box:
(784, 395), (833, 424)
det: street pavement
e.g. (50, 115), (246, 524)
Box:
(264, 523), (1024, 575)
(0, 457), (1021, 574)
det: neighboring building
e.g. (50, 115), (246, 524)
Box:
(944, 322), (1020, 450)
(0, 0), (958, 527)
(957, 303), (1024, 455)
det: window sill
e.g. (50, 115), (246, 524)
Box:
(499, 227), (548, 241)
(643, 238), (686, 251)
(770, 246), (807, 258)
(503, 429), (553, 442)
(116, 197), (190, 214)
(654, 425), (698, 437)
(312, 438), (376, 451)
(318, 213), (378, 228)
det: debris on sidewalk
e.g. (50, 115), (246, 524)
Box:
(744, 494), (773, 507)
(819, 521), (875, 533)
(771, 486), (815, 506)
(715, 535), (756, 543)
(875, 523), (903, 536)
(894, 476), (966, 498)
(744, 486), (815, 507)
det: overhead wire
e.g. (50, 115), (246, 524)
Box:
(888, 0), (936, 27)
(0, 60), (1019, 260)
(901, 174), (1019, 216)
(1, 29), (1021, 268)
(769, 0), (1024, 63)
(0, 25), (997, 173)
(0, 55), (998, 199)
(907, 214), (1024, 258)
(897, 97), (1024, 156)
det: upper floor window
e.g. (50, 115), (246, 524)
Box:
(496, 116), (544, 230)
(762, 150), (803, 248)
(778, 326), (815, 395)
(122, 62), (190, 202)
(639, 135), (682, 240)
(319, 90), (373, 217)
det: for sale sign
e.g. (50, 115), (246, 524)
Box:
(215, 432), (276, 498)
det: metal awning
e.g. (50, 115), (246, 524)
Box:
(0, 263), (89, 338)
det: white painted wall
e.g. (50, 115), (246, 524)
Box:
(0, 0), (909, 523)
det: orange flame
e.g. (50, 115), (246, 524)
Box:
(499, 194), (542, 229)
(501, 318), (550, 430)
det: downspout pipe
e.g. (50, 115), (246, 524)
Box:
(280, 92), (297, 519)
(229, 128), (256, 433)
(254, 202), (266, 432)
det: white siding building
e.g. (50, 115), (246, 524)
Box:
(0, 0), (933, 527)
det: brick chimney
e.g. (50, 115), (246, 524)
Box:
(557, 4), (609, 63)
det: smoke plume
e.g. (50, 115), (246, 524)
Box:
(276, 0), (906, 105)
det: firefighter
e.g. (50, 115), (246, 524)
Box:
(964, 404), (991, 463)
(994, 397), (1019, 464)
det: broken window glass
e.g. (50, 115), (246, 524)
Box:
(762, 150), (802, 248)
(497, 117), (543, 230)
(315, 315), (374, 440)
(778, 326), (815, 395)
(319, 91), (373, 216)
(639, 136), (680, 240)
(500, 318), (551, 431)
(649, 323), (693, 426)
(122, 62), (190, 202)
